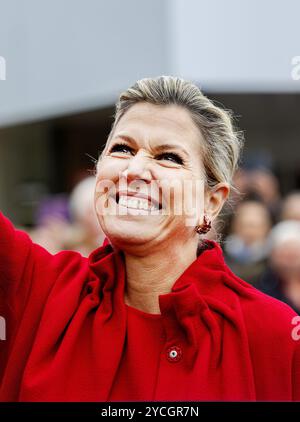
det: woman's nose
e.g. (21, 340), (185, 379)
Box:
(122, 152), (152, 183)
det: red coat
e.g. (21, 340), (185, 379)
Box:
(0, 212), (299, 401)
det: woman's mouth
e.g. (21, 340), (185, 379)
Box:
(115, 192), (162, 212)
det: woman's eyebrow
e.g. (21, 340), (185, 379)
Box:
(112, 134), (190, 157)
(155, 143), (189, 157)
(112, 134), (136, 144)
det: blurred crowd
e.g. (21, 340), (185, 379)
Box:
(219, 165), (300, 315)
(26, 161), (300, 315)
(27, 177), (105, 258)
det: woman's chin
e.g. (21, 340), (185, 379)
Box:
(104, 222), (159, 246)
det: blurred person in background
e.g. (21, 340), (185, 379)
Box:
(232, 162), (281, 222)
(221, 163), (280, 241)
(29, 177), (105, 256)
(257, 220), (300, 314)
(247, 168), (281, 220)
(280, 191), (300, 221)
(28, 194), (71, 254)
(68, 176), (105, 256)
(224, 200), (272, 285)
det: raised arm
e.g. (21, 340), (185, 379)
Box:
(0, 211), (55, 383)
(0, 212), (34, 306)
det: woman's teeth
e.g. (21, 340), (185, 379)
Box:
(118, 195), (158, 211)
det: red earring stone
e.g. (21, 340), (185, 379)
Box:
(196, 214), (211, 234)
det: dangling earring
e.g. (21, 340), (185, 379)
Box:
(195, 214), (212, 234)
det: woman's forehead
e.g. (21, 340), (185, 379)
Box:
(111, 102), (203, 150)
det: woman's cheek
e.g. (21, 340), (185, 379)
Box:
(179, 178), (205, 228)
(94, 177), (115, 218)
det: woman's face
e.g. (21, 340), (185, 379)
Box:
(94, 102), (208, 254)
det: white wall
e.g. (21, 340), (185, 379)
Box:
(168, 0), (300, 92)
(1, 0), (300, 127)
(0, 0), (169, 126)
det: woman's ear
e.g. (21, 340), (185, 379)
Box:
(205, 183), (230, 220)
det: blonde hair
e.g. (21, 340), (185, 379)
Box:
(103, 75), (243, 194)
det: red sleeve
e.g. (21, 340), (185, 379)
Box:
(0, 212), (51, 381)
(292, 317), (300, 401)
(0, 212), (36, 314)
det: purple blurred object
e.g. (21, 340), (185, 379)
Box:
(35, 194), (71, 227)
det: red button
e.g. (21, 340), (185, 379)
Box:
(166, 346), (182, 362)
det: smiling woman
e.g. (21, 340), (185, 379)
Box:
(0, 76), (299, 402)
(94, 98), (233, 313)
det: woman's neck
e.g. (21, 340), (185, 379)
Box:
(123, 241), (198, 314)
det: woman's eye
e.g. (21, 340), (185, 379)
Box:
(157, 152), (184, 165)
(109, 143), (133, 155)
(108, 143), (184, 165)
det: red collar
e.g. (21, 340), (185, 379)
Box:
(87, 239), (253, 369)
(89, 238), (227, 295)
